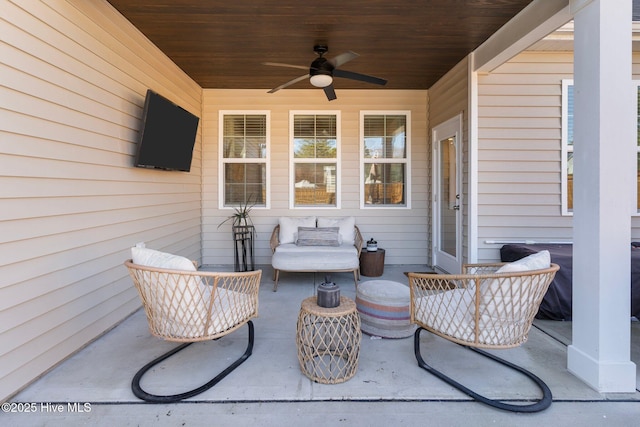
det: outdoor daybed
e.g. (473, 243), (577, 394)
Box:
(270, 216), (363, 291)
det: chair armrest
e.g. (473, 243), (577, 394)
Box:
(270, 225), (280, 253)
(354, 226), (363, 256)
(462, 262), (505, 275)
(408, 272), (471, 292)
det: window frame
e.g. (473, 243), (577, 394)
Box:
(359, 110), (411, 209)
(561, 80), (640, 216)
(561, 79), (573, 216)
(289, 110), (341, 209)
(218, 110), (270, 210)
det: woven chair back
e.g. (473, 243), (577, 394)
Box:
(125, 260), (261, 343)
(409, 263), (559, 349)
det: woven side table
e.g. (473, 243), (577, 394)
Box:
(296, 296), (362, 384)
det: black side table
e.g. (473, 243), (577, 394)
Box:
(360, 248), (385, 277)
(233, 225), (255, 272)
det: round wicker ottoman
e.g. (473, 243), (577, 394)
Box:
(296, 296), (361, 384)
(355, 280), (416, 338)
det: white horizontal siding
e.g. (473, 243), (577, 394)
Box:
(0, 0), (202, 401)
(202, 89), (428, 266)
(478, 51), (640, 262)
(477, 52), (573, 262)
(427, 57), (469, 265)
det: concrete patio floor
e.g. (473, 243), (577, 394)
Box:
(3, 265), (640, 426)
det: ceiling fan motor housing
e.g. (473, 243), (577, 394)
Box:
(310, 57), (334, 76)
(309, 56), (334, 87)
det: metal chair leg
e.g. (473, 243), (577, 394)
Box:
(132, 321), (255, 403)
(413, 327), (552, 413)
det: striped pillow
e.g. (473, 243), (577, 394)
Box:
(296, 227), (341, 246)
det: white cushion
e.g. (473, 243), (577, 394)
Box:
(317, 216), (356, 245)
(205, 287), (254, 335)
(131, 246), (206, 338)
(414, 289), (477, 342)
(416, 289), (515, 346)
(496, 250), (551, 273)
(131, 246), (196, 271)
(274, 243), (357, 255)
(279, 216), (316, 244)
(272, 244), (359, 270)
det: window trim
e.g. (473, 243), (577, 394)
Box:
(561, 79), (573, 216)
(561, 80), (640, 216)
(359, 110), (411, 209)
(289, 110), (341, 209)
(218, 110), (270, 210)
(636, 82), (640, 217)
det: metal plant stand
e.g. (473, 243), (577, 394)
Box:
(233, 225), (255, 272)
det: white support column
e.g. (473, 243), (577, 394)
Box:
(568, 0), (636, 392)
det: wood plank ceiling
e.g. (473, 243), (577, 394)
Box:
(107, 0), (534, 91)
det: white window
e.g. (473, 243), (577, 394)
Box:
(360, 111), (410, 208)
(561, 80), (574, 215)
(219, 111), (269, 208)
(290, 111), (340, 208)
(561, 81), (640, 215)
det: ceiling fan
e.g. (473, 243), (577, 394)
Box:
(263, 45), (387, 101)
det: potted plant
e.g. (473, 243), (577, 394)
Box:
(218, 196), (255, 229)
(218, 196), (257, 271)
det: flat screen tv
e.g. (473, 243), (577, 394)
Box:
(134, 89), (200, 172)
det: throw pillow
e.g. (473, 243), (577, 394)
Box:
(317, 216), (356, 245)
(279, 216), (316, 244)
(296, 227), (341, 246)
(495, 250), (551, 273)
(131, 246), (196, 271)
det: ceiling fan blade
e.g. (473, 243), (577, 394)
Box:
(323, 84), (337, 101)
(267, 74), (310, 93)
(329, 51), (359, 68)
(333, 69), (387, 86)
(262, 62), (309, 71)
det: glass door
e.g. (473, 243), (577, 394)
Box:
(432, 115), (462, 273)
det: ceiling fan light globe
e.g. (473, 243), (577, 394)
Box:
(310, 74), (333, 88)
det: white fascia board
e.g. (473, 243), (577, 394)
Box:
(474, 0), (573, 73)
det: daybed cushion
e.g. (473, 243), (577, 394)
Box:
(317, 216), (356, 245)
(279, 216), (316, 244)
(296, 227), (341, 246)
(272, 243), (359, 271)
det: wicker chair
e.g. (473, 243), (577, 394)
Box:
(125, 260), (261, 403)
(408, 262), (559, 412)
